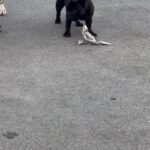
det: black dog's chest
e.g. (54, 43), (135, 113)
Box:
(78, 14), (86, 20)
(69, 13), (86, 21)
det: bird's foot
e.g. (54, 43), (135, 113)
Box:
(78, 40), (88, 45)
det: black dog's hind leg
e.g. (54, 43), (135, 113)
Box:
(85, 17), (97, 37)
(55, 0), (64, 24)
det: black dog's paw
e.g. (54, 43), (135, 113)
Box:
(89, 31), (97, 37)
(75, 21), (83, 27)
(92, 32), (97, 37)
(55, 18), (61, 24)
(63, 32), (71, 37)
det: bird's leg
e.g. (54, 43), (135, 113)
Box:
(85, 18), (97, 37)
(63, 17), (72, 37)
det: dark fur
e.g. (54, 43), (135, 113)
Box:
(55, 0), (97, 37)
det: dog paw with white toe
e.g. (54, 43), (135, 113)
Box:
(0, 4), (7, 16)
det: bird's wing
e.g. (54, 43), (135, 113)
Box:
(83, 31), (96, 43)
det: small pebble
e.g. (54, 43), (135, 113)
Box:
(110, 97), (117, 101)
(3, 131), (19, 139)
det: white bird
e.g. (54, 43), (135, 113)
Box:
(78, 25), (111, 45)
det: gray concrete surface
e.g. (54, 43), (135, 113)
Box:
(0, 0), (150, 149)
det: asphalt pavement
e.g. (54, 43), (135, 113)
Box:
(0, 0), (150, 149)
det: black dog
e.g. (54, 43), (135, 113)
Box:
(55, 0), (97, 37)
(55, 0), (83, 27)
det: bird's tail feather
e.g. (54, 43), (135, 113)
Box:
(93, 40), (111, 45)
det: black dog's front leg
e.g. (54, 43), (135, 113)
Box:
(63, 14), (72, 37)
(85, 17), (97, 37)
(55, 0), (64, 24)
